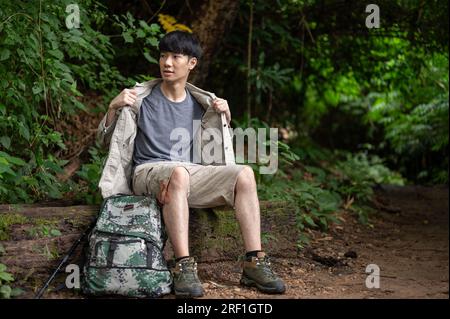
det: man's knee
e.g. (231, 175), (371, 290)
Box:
(236, 166), (256, 191)
(168, 167), (190, 191)
(158, 167), (190, 205)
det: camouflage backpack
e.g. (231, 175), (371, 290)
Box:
(82, 194), (172, 298)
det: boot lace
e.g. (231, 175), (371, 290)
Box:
(255, 256), (278, 280)
(177, 260), (200, 282)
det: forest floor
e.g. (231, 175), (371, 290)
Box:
(1, 184), (448, 299)
(190, 184), (449, 299)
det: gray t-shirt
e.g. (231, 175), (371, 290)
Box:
(132, 83), (204, 171)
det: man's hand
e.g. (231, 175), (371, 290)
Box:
(212, 98), (231, 125)
(109, 88), (137, 111)
(104, 88), (137, 127)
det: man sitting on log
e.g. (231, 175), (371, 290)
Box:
(96, 30), (285, 298)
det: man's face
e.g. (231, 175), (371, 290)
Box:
(159, 51), (197, 82)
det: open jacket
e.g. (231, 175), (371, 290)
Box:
(96, 78), (235, 198)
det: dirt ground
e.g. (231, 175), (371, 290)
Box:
(2, 184), (448, 299)
(188, 184), (449, 299)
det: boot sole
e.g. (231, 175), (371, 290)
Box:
(240, 276), (286, 294)
(174, 288), (204, 298)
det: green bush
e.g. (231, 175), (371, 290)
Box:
(0, 1), (111, 202)
(0, 1), (162, 204)
(255, 137), (404, 247)
(75, 145), (107, 205)
(0, 244), (24, 298)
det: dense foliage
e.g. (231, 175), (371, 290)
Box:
(0, 0), (162, 202)
(209, 0), (448, 183)
(0, 0), (447, 220)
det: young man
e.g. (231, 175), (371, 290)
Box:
(97, 31), (285, 298)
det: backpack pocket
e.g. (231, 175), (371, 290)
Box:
(95, 196), (164, 244)
(89, 234), (167, 271)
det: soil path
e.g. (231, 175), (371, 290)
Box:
(1, 185), (447, 299)
(193, 185), (449, 299)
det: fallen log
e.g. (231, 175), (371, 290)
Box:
(0, 201), (299, 298)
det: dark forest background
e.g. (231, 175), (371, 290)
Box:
(0, 0), (448, 225)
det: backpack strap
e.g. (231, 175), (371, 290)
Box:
(106, 241), (118, 268)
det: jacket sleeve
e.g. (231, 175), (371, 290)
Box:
(96, 109), (119, 148)
(97, 83), (142, 148)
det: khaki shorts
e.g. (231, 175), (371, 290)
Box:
(132, 161), (247, 209)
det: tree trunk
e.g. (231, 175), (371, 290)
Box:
(186, 0), (240, 88)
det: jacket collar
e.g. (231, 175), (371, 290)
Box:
(133, 78), (217, 112)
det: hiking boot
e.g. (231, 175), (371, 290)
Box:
(171, 257), (204, 298)
(240, 252), (286, 294)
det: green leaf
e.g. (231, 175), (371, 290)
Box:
(0, 264), (6, 272)
(10, 287), (24, 297)
(304, 215), (317, 227)
(0, 285), (12, 299)
(48, 49), (64, 60)
(139, 20), (150, 31)
(0, 244), (5, 255)
(18, 122), (30, 141)
(0, 49), (10, 61)
(87, 167), (98, 180)
(150, 23), (160, 33)
(318, 217), (328, 230)
(317, 192), (341, 212)
(299, 192), (314, 201)
(122, 31), (133, 43)
(70, 80), (77, 93)
(32, 81), (43, 95)
(6, 155), (26, 166)
(0, 136), (11, 149)
(146, 37), (158, 47)
(43, 160), (63, 173)
(143, 51), (157, 64)
(126, 12), (135, 25)
(50, 229), (61, 237)
(136, 29), (145, 38)
(0, 159), (15, 176)
(0, 272), (14, 282)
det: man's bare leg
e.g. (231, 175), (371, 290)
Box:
(160, 167), (204, 297)
(234, 166), (262, 252)
(162, 166), (261, 254)
(235, 166), (286, 294)
(161, 167), (190, 258)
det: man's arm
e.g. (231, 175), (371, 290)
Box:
(97, 88), (137, 148)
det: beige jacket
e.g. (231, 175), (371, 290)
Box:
(97, 78), (235, 198)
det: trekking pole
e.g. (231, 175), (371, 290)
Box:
(34, 219), (96, 299)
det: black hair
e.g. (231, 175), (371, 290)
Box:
(158, 31), (203, 60)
